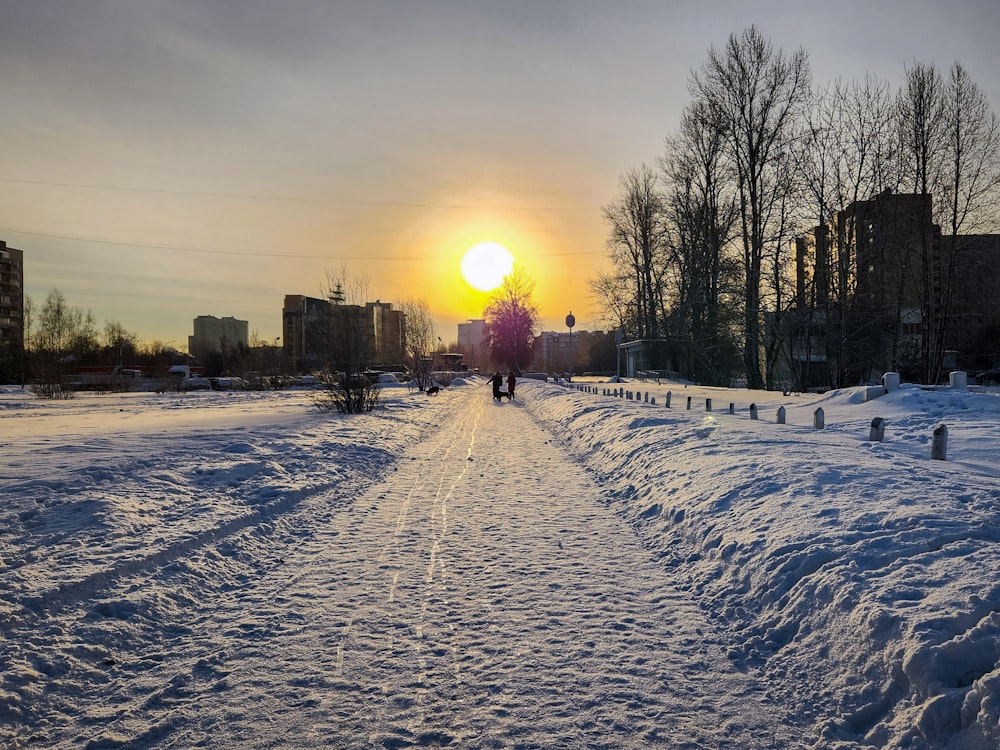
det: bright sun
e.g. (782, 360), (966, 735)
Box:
(460, 242), (514, 292)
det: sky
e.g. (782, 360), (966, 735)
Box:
(2, 376), (999, 746)
(2, 0), (999, 348)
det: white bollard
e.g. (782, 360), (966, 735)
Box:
(883, 372), (901, 391)
(776, 406), (785, 424)
(749, 403), (758, 420)
(869, 417), (885, 442)
(813, 407), (825, 430)
(950, 371), (968, 391)
(665, 391), (672, 408)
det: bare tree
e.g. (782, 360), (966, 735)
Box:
(588, 269), (636, 344)
(602, 164), (670, 340)
(29, 290), (96, 398)
(691, 25), (811, 389)
(399, 296), (435, 390)
(928, 63), (1000, 380)
(896, 62), (948, 381)
(483, 267), (540, 372)
(661, 100), (741, 384)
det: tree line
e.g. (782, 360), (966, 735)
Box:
(593, 25), (1000, 389)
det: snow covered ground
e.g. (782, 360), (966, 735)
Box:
(1, 376), (998, 749)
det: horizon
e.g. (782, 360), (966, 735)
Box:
(3, 0), (999, 346)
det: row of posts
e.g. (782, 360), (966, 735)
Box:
(570, 383), (950, 461)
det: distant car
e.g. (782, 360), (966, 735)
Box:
(376, 373), (402, 385)
(211, 377), (245, 390)
(180, 377), (212, 391)
(297, 375), (321, 387)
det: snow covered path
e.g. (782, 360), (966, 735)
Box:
(3, 384), (784, 749)
(168, 387), (780, 749)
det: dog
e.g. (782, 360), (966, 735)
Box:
(426, 385), (440, 395)
(493, 390), (512, 401)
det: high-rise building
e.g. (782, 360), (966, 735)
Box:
(457, 319), (486, 369)
(282, 295), (407, 374)
(188, 315), (249, 360)
(282, 295), (331, 374)
(365, 300), (406, 366)
(0, 240), (24, 384)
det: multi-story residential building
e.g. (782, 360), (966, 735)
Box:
(366, 300), (406, 367)
(533, 330), (596, 376)
(282, 294), (407, 375)
(0, 240), (24, 384)
(188, 315), (249, 360)
(457, 319), (486, 370)
(790, 191), (1000, 387)
(283, 295), (330, 374)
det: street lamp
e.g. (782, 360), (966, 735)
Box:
(565, 311), (575, 382)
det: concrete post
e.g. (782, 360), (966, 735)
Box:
(686, 396), (692, 410)
(776, 406), (785, 424)
(749, 403), (758, 420)
(813, 407), (825, 430)
(729, 403), (735, 414)
(883, 372), (901, 391)
(931, 424), (948, 460)
(706, 398), (712, 412)
(665, 391), (672, 408)
(869, 417), (885, 442)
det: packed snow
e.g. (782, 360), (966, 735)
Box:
(1, 376), (999, 749)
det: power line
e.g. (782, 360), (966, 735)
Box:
(0, 176), (601, 213)
(0, 225), (608, 259)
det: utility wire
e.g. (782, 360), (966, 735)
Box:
(0, 176), (602, 213)
(0, 225), (608, 259)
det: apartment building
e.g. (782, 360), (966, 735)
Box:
(188, 315), (249, 360)
(0, 240), (24, 384)
(282, 295), (406, 375)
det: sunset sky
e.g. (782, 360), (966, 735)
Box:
(2, 0), (998, 347)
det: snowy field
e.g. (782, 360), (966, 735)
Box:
(1, 376), (999, 749)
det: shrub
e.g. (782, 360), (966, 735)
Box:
(311, 371), (381, 413)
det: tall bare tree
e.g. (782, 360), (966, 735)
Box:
(795, 75), (900, 387)
(602, 164), (669, 340)
(691, 25), (811, 389)
(661, 100), (741, 384)
(928, 63), (1000, 381)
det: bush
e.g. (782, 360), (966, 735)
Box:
(30, 382), (76, 400)
(311, 371), (381, 413)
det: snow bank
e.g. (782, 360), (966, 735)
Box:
(524, 380), (1000, 749)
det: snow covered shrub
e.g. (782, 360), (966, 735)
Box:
(30, 382), (76, 399)
(311, 371), (381, 413)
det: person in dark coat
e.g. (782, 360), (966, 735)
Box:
(490, 371), (503, 399)
(507, 371), (516, 400)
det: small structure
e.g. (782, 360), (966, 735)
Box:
(932, 424), (948, 460)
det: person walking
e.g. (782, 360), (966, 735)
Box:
(490, 371), (503, 400)
(507, 371), (516, 401)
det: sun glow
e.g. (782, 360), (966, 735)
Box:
(460, 242), (514, 292)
